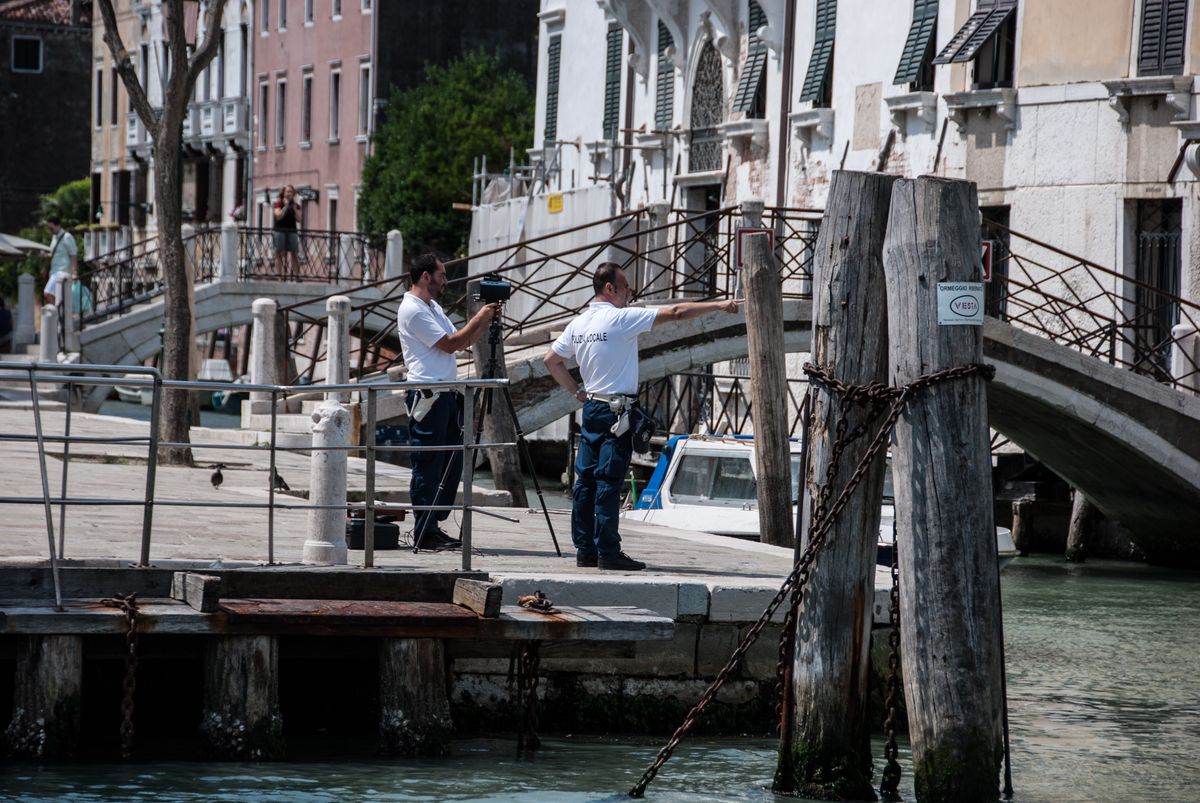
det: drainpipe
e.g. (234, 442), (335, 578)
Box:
(774, 0), (797, 208)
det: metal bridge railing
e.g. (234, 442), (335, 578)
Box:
(237, 227), (386, 283)
(0, 363), (513, 609)
(639, 371), (809, 439)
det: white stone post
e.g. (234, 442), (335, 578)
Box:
(15, 273), (35, 347)
(39, 306), (59, 362)
(249, 298), (277, 405)
(385, 230), (403, 280)
(326, 295), (351, 402)
(338, 234), (355, 281)
(1171, 323), (1200, 394)
(302, 400), (350, 565)
(219, 221), (239, 281)
(61, 278), (78, 354)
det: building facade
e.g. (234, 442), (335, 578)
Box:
(519, 0), (1199, 314)
(0, 0), (91, 232)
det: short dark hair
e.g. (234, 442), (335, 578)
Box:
(47, 216), (62, 226)
(411, 253), (441, 285)
(593, 262), (625, 295)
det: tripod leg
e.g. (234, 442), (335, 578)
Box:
(498, 385), (562, 557)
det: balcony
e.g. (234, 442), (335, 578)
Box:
(125, 112), (144, 147)
(200, 102), (216, 138)
(221, 98), (250, 141)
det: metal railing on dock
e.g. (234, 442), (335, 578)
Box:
(0, 363), (514, 608)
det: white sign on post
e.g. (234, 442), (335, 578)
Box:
(937, 282), (985, 325)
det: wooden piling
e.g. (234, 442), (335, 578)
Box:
(883, 175), (1004, 802)
(200, 635), (285, 760)
(379, 638), (453, 756)
(3, 635), (82, 759)
(777, 171), (895, 798)
(742, 226), (792, 550)
(1065, 490), (1095, 563)
(1011, 499), (1034, 556)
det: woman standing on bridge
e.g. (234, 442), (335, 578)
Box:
(272, 185), (302, 280)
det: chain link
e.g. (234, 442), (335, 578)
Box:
(518, 641), (542, 752)
(101, 592), (139, 760)
(627, 361), (993, 799)
(880, 518), (903, 800)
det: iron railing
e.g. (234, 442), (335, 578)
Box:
(0, 363), (515, 607)
(237, 227), (386, 283)
(639, 371), (809, 438)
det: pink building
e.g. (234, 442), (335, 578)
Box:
(250, 0), (375, 235)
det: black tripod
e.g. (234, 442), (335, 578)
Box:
(413, 310), (561, 556)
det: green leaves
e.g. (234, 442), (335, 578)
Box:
(358, 51), (533, 255)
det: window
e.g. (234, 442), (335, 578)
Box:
(972, 9), (1015, 88)
(329, 68), (341, 140)
(670, 455), (757, 504)
(932, 0), (1017, 89)
(799, 0), (837, 105)
(217, 31), (225, 98)
(329, 196), (338, 234)
(275, 78), (286, 146)
(116, 170), (132, 226)
(110, 66), (119, 124)
(11, 36), (42, 73)
(894, 0), (938, 90)
(301, 72), (313, 143)
(732, 1), (768, 117)
(357, 62), (371, 136)
(258, 80), (269, 147)
(279, 0), (287, 29)
(260, 0), (269, 32)
(95, 66), (104, 128)
(202, 65), (211, 101)
(603, 24), (622, 139)
(654, 23), (673, 131)
(1138, 0), (1189, 76)
(305, 0), (313, 23)
(980, 206), (1010, 319)
(361, 0), (371, 10)
(332, 0), (342, 18)
(544, 35), (561, 141)
(239, 26), (247, 95)
(1133, 199), (1183, 381)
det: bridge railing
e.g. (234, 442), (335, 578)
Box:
(638, 371), (809, 438)
(237, 228), (386, 283)
(988, 222), (1200, 391)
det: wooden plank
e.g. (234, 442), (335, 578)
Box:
(171, 572), (222, 613)
(453, 578), (502, 618)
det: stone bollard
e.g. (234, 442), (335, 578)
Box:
(338, 233), (355, 281)
(302, 400), (350, 565)
(15, 273), (35, 347)
(61, 276), (78, 354)
(385, 230), (404, 280)
(219, 221), (239, 281)
(249, 298), (278, 404)
(325, 295), (351, 403)
(39, 305), (59, 362)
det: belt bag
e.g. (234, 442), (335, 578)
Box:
(408, 389), (440, 423)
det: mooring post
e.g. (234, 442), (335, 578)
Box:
(60, 275), (78, 354)
(302, 400), (350, 565)
(884, 175), (1004, 802)
(219, 221), (239, 281)
(200, 635), (284, 760)
(338, 233), (355, 281)
(741, 224), (791, 550)
(39, 306), (59, 363)
(325, 295), (351, 403)
(385, 230), (404, 280)
(1065, 489), (1096, 563)
(777, 171), (895, 799)
(15, 273), (35, 347)
(3, 635), (83, 759)
(1010, 498), (1034, 556)
(249, 298), (278, 415)
(378, 638), (453, 756)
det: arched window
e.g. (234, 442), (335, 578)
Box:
(688, 41), (724, 173)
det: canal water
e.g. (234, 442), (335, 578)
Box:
(3, 557), (1197, 801)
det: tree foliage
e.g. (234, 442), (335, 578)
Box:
(359, 51), (533, 254)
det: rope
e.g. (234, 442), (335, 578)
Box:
(627, 361), (993, 798)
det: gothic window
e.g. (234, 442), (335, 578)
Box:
(688, 41), (725, 173)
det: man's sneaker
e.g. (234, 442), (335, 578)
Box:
(597, 552), (646, 572)
(415, 528), (461, 551)
(576, 553), (598, 568)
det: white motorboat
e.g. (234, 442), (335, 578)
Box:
(626, 434), (1017, 569)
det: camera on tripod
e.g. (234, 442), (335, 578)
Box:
(475, 274), (512, 304)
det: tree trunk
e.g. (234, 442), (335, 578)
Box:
(778, 171), (895, 800)
(884, 176), (1003, 802)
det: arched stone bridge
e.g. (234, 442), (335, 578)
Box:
(500, 300), (1200, 564)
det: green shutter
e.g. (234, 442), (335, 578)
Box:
(1138, 0), (1189, 76)
(894, 0), (939, 85)
(655, 22), (675, 131)
(733, 1), (769, 114)
(544, 36), (561, 142)
(603, 24), (623, 139)
(799, 0), (837, 103)
(933, 0), (1017, 65)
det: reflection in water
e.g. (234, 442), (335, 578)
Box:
(4, 558), (1198, 802)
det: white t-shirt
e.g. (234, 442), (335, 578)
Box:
(49, 231), (77, 276)
(551, 302), (658, 396)
(397, 292), (457, 382)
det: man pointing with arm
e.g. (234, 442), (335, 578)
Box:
(544, 263), (739, 571)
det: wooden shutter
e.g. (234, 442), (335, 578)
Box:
(799, 0), (837, 102)
(603, 24), (623, 139)
(655, 22), (675, 131)
(544, 36), (561, 142)
(733, 3), (769, 115)
(1138, 0), (1189, 76)
(933, 0), (1017, 64)
(894, 0), (939, 84)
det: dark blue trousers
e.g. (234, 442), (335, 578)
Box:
(407, 390), (463, 539)
(572, 400), (633, 561)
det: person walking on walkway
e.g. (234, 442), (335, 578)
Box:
(544, 262), (739, 571)
(397, 253), (497, 550)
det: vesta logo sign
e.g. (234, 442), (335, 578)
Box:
(950, 295), (979, 316)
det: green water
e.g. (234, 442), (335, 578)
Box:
(3, 557), (1198, 802)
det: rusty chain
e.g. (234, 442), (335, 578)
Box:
(627, 361), (993, 799)
(880, 519), (903, 800)
(516, 640), (542, 752)
(101, 592), (139, 760)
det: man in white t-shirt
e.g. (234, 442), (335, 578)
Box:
(397, 253), (497, 551)
(42, 217), (78, 307)
(544, 263), (739, 571)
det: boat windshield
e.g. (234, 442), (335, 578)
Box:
(668, 452), (805, 506)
